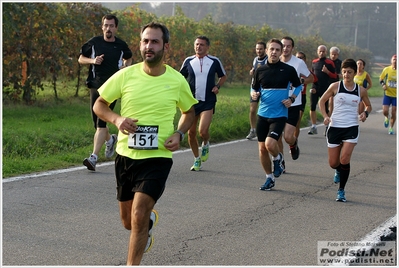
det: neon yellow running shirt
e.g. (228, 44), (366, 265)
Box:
(354, 71), (368, 88)
(98, 62), (198, 159)
(380, 66), (397, 97)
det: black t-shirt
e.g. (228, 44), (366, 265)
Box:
(252, 60), (301, 90)
(80, 36), (133, 89)
(311, 57), (336, 92)
(330, 58), (342, 84)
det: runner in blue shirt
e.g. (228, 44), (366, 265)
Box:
(251, 38), (302, 191)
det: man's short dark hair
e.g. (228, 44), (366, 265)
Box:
(102, 14), (119, 27)
(256, 41), (266, 49)
(281, 36), (294, 47)
(196, 35), (210, 46)
(267, 38), (283, 50)
(141, 22), (170, 44)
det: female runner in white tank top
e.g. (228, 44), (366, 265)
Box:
(318, 58), (372, 202)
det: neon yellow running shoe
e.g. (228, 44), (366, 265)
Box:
(190, 157), (202, 171)
(201, 143), (210, 162)
(384, 117), (389, 128)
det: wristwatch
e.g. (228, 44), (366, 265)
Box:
(174, 130), (184, 141)
(289, 96), (295, 103)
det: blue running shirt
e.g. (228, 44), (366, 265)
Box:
(251, 61), (302, 119)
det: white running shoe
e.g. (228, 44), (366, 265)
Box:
(145, 209), (159, 253)
(83, 154), (97, 171)
(105, 134), (118, 158)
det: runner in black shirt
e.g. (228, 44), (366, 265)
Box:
(308, 45), (337, 135)
(79, 14), (133, 171)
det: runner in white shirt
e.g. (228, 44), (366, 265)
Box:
(318, 58), (372, 202)
(278, 37), (314, 172)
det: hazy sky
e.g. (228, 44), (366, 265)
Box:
(150, 2), (162, 8)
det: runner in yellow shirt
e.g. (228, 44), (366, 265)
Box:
(354, 59), (372, 114)
(379, 54), (397, 134)
(93, 22), (197, 265)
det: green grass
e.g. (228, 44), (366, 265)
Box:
(368, 74), (384, 97)
(2, 96), (109, 177)
(2, 74), (384, 178)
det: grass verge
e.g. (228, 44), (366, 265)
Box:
(2, 75), (383, 178)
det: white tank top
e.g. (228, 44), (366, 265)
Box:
(330, 81), (361, 128)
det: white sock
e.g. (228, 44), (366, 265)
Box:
(312, 124), (317, 128)
(91, 154), (98, 160)
(266, 174), (274, 181)
(272, 154), (280, 161)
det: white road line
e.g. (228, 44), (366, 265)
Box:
(2, 110), (384, 184)
(330, 215), (397, 266)
(2, 139), (247, 183)
(4, 108), (394, 258)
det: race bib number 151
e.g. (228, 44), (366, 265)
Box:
(128, 125), (159, 150)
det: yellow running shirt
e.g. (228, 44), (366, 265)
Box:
(380, 66), (397, 97)
(354, 71), (368, 88)
(98, 62), (198, 159)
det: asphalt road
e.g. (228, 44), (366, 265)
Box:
(3, 97), (396, 266)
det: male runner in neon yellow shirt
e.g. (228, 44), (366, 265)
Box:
(93, 22), (197, 265)
(380, 54), (397, 134)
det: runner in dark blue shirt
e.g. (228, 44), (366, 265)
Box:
(180, 36), (227, 172)
(250, 38), (301, 191)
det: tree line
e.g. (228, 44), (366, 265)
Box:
(3, 3), (373, 104)
(127, 2), (396, 59)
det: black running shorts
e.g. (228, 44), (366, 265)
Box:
(326, 126), (359, 148)
(256, 116), (286, 142)
(90, 88), (117, 129)
(114, 155), (173, 202)
(300, 93), (306, 112)
(286, 105), (301, 127)
(194, 100), (216, 116)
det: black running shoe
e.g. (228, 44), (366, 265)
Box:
(289, 140), (300, 160)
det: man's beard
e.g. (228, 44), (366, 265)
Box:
(105, 31), (113, 40)
(142, 49), (164, 67)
